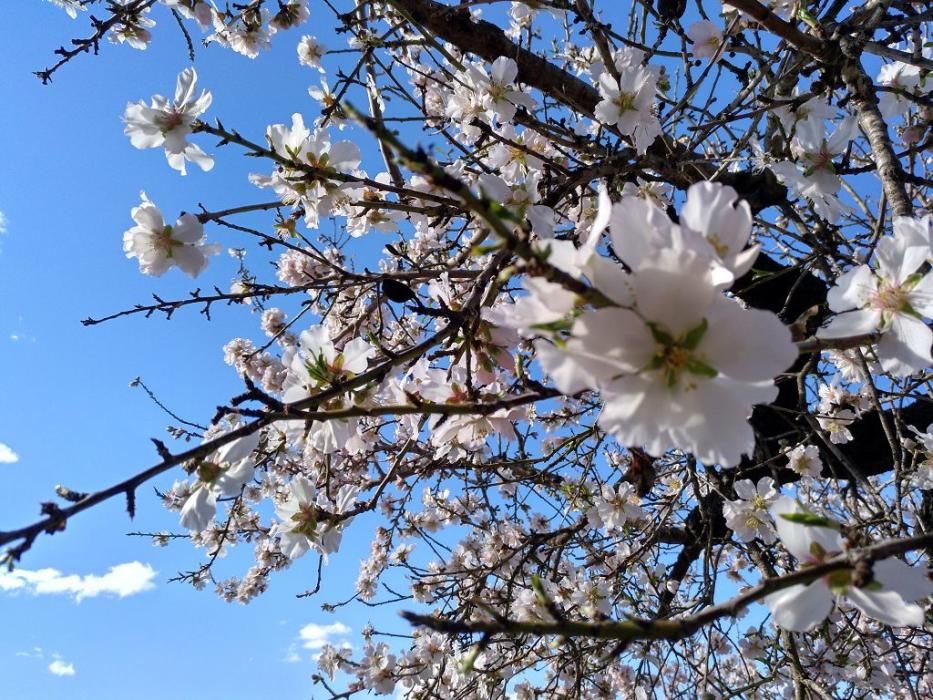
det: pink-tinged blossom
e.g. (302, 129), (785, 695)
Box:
(123, 68), (214, 175)
(686, 20), (724, 60)
(123, 193), (219, 277)
(108, 2), (155, 50)
(594, 67), (661, 154)
(819, 226), (933, 376)
(771, 117), (856, 223)
(765, 497), (933, 631)
(208, 10), (273, 59)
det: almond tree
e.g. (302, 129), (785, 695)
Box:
(5, 1), (933, 697)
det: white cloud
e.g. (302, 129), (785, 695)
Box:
(0, 210), (6, 234)
(0, 442), (18, 464)
(298, 621), (351, 650)
(0, 561), (156, 601)
(48, 659), (75, 677)
(285, 621), (352, 663)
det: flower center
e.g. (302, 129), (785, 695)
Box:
(196, 461), (222, 484)
(157, 109), (186, 133)
(290, 503), (318, 538)
(805, 148), (833, 172)
(489, 82), (507, 102)
(869, 279), (910, 314)
(646, 319), (718, 390)
(154, 225), (177, 253)
(707, 233), (730, 258)
(614, 91), (637, 113)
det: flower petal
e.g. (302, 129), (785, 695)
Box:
(847, 586), (927, 627)
(766, 582), (834, 632)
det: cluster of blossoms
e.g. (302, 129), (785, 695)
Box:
(249, 112), (363, 229)
(723, 476), (779, 543)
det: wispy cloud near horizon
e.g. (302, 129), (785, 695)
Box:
(0, 561), (157, 601)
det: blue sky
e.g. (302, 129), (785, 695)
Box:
(0, 4), (381, 698)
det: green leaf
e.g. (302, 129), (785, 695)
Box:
(472, 243), (502, 257)
(780, 512), (841, 530)
(530, 318), (575, 333)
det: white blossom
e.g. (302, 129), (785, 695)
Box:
(786, 444), (823, 478)
(123, 68), (214, 174)
(765, 497), (933, 631)
(686, 21), (723, 60)
(724, 477), (779, 543)
(297, 34), (326, 71)
(820, 221), (933, 376)
(123, 193), (219, 277)
(594, 66), (661, 154)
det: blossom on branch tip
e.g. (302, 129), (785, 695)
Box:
(297, 35), (327, 72)
(179, 430), (261, 532)
(108, 1), (156, 50)
(686, 20), (723, 60)
(46, 0), (84, 19)
(122, 193), (220, 278)
(123, 67), (214, 175)
(270, 0), (309, 32)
